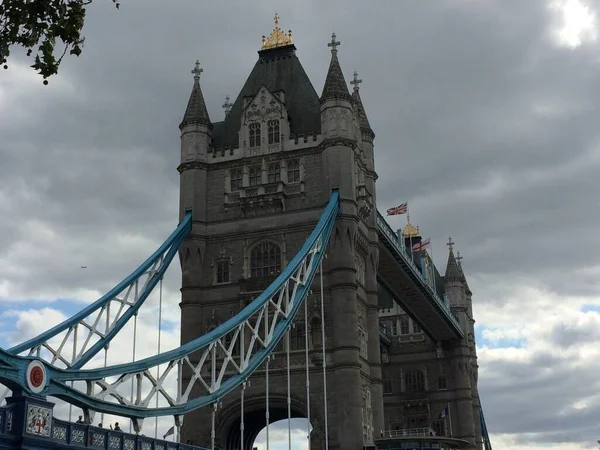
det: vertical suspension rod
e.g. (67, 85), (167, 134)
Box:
(69, 325), (78, 422)
(286, 325), (291, 450)
(304, 292), (311, 447)
(265, 306), (270, 450)
(155, 275), (164, 439)
(320, 259), (329, 449)
(100, 302), (110, 427)
(129, 309), (138, 434)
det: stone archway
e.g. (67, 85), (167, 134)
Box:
(217, 394), (318, 450)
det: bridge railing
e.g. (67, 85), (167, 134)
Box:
(380, 427), (437, 438)
(376, 211), (461, 330)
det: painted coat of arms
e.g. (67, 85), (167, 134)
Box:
(26, 405), (52, 437)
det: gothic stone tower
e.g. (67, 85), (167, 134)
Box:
(178, 17), (382, 450)
(378, 230), (482, 450)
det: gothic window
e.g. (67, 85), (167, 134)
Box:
(290, 323), (306, 350)
(216, 260), (230, 284)
(404, 369), (425, 393)
(230, 169), (243, 191)
(250, 242), (281, 278)
(412, 321), (422, 334)
(438, 374), (447, 390)
(267, 120), (280, 144)
(382, 368), (393, 394)
(249, 123), (261, 147)
(399, 317), (409, 335)
(287, 159), (300, 183)
(249, 166), (261, 186)
(311, 317), (322, 349)
(268, 163), (280, 183)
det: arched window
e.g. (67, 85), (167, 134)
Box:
(267, 120), (280, 144)
(287, 159), (300, 183)
(249, 166), (261, 186)
(250, 242), (281, 277)
(404, 369), (425, 393)
(311, 316), (322, 349)
(290, 323), (306, 350)
(230, 169), (243, 191)
(249, 123), (261, 147)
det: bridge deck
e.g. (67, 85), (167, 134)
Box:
(0, 406), (209, 450)
(376, 212), (464, 341)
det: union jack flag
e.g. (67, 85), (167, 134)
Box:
(386, 203), (408, 216)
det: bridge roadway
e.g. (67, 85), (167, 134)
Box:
(375, 211), (465, 342)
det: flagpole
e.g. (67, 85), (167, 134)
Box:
(447, 402), (453, 437)
(430, 239), (436, 292)
(407, 210), (414, 261)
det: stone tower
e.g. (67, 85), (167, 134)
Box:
(178, 17), (382, 450)
(377, 228), (482, 450)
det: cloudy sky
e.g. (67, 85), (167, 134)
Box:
(1, 0), (599, 448)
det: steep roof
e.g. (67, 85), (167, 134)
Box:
(180, 63), (211, 129)
(320, 43), (351, 103)
(352, 87), (375, 137)
(445, 247), (464, 282)
(212, 44), (321, 149)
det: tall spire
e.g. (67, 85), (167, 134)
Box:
(350, 70), (374, 137)
(180, 59), (212, 130)
(456, 251), (472, 295)
(320, 33), (351, 103)
(445, 236), (463, 282)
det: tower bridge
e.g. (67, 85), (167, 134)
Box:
(0, 15), (492, 450)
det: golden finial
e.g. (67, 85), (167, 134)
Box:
(403, 213), (420, 238)
(261, 12), (293, 50)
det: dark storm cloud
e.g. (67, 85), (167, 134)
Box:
(1, 0), (599, 448)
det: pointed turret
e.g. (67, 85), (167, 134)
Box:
(350, 71), (375, 140)
(445, 237), (464, 282)
(320, 33), (351, 104)
(179, 60), (212, 130)
(456, 251), (472, 296)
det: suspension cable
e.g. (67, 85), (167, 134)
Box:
(100, 302), (110, 427)
(304, 293), (311, 447)
(265, 306), (270, 450)
(241, 381), (246, 450)
(320, 259), (329, 449)
(211, 402), (217, 450)
(176, 359), (182, 443)
(240, 324), (246, 450)
(129, 310), (138, 434)
(155, 275), (164, 439)
(69, 325), (78, 422)
(286, 325), (292, 450)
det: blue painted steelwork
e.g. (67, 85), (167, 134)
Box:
(8, 212), (192, 370)
(480, 407), (492, 450)
(376, 211), (464, 338)
(0, 192), (339, 421)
